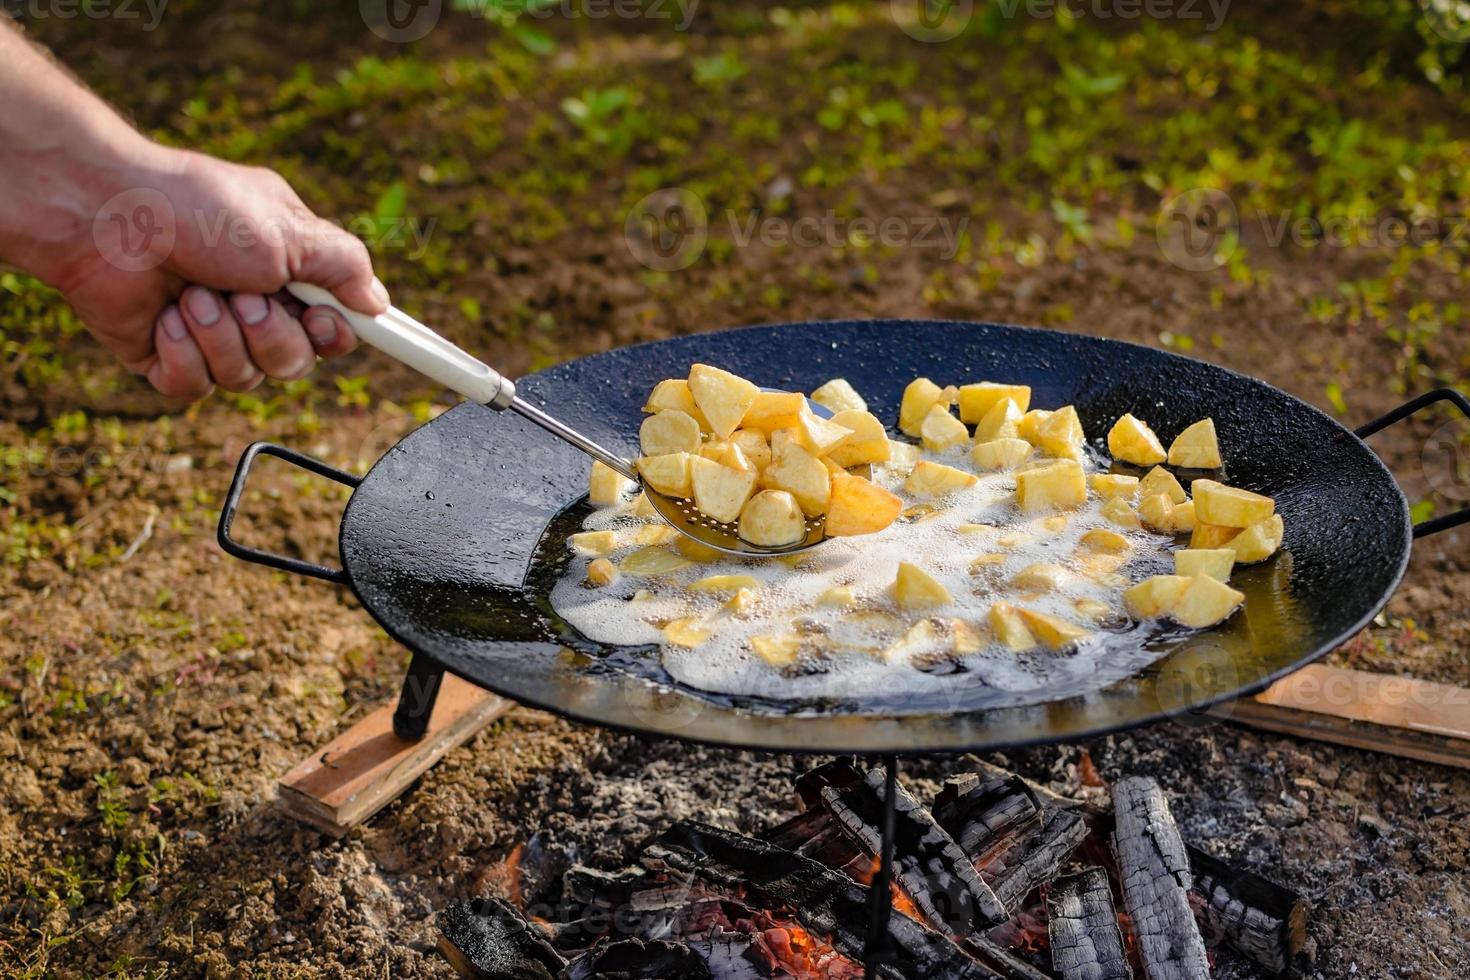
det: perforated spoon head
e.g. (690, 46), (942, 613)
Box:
(642, 487), (828, 558)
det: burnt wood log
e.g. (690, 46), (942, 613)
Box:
(933, 775), (1044, 864)
(795, 758), (867, 810)
(560, 938), (716, 980)
(1188, 846), (1308, 975)
(961, 934), (1057, 980)
(1110, 777), (1210, 980)
(562, 865), (648, 910)
(960, 760), (1310, 972)
(438, 897), (567, 980)
(820, 768), (1007, 933)
(641, 821), (1002, 980)
(1047, 868), (1133, 980)
(982, 808), (1090, 917)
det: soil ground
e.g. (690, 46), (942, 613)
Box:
(2, 2), (1468, 977)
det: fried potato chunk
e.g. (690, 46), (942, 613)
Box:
(905, 459), (979, 497)
(1090, 473), (1140, 500)
(1123, 574), (1191, 619)
(690, 574), (761, 593)
(569, 530), (617, 556)
(1033, 405), (1086, 460)
(589, 461), (633, 505)
(958, 382), (1032, 424)
(895, 562), (953, 609)
(1081, 529), (1131, 554)
(761, 441), (832, 516)
(1170, 574), (1245, 627)
(586, 557), (618, 587)
(637, 452), (695, 497)
(1169, 418), (1223, 469)
(810, 378), (868, 415)
(796, 410), (855, 456)
(974, 397), (1024, 442)
(1108, 414), (1167, 466)
(1015, 459), (1086, 511)
(640, 409), (702, 456)
(920, 404), (970, 452)
(729, 429), (772, 471)
(738, 489), (806, 546)
(1016, 607), (1089, 648)
(750, 634), (801, 666)
(1192, 479), (1275, 528)
(1140, 466), (1187, 504)
(972, 438), (1033, 471)
(690, 456), (757, 523)
(1228, 513), (1284, 564)
(989, 601), (1037, 651)
(899, 377), (954, 437)
(826, 410), (891, 467)
(688, 363), (760, 438)
(1101, 496), (1141, 528)
(826, 473), (903, 537)
(1175, 548), (1235, 581)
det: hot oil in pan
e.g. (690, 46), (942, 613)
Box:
(530, 460), (1307, 718)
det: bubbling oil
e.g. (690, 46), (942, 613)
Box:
(548, 444), (1180, 712)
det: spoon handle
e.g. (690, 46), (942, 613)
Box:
(286, 282), (515, 408)
(286, 282), (639, 481)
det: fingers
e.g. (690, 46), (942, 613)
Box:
(301, 306), (359, 359)
(271, 289), (357, 358)
(177, 286), (264, 392)
(146, 307), (214, 401)
(230, 293), (316, 380)
(291, 217), (389, 316)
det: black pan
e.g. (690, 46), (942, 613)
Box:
(218, 320), (1468, 755)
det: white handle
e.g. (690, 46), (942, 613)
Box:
(288, 282), (515, 408)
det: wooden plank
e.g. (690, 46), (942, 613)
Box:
(1212, 664), (1470, 771)
(1251, 664), (1470, 739)
(278, 674), (512, 836)
(1214, 697), (1470, 770)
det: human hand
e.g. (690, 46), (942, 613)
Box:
(39, 143), (390, 400)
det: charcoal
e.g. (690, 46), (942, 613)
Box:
(563, 865), (648, 909)
(1110, 777), (1209, 980)
(819, 768), (1006, 933)
(561, 938), (713, 980)
(438, 897), (567, 980)
(641, 821), (1002, 980)
(794, 758), (866, 810)
(983, 808), (1089, 916)
(1189, 847), (1308, 975)
(932, 775), (1043, 863)
(1047, 868), (1132, 980)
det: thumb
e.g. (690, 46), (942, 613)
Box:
(289, 217), (390, 315)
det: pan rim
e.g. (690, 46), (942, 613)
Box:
(338, 318), (1414, 755)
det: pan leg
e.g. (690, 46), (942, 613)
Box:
(863, 754), (899, 977)
(393, 654), (444, 741)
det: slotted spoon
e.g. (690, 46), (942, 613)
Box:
(288, 284), (832, 557)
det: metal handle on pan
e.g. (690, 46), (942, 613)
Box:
(1355, 387), (1470, 538)
(216, 442), (360, 584)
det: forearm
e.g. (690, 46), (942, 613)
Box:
(0, 20), (167, 285)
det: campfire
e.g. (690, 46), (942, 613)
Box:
(438, 758), (1306, 979)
